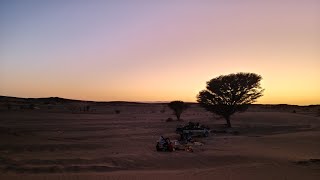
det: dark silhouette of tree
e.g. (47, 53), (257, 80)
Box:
(168, 101), (189, 121)
(86, 105), (90, 112)
(197, 72), (264, 128)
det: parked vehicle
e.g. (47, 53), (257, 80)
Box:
(176, 122), (210, 137)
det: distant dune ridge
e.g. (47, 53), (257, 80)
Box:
(0, 96), (319, 114)
(0, 96), (320, 180)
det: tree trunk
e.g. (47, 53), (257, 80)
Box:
(176, 113), (181, 121)
(226, 116), (232, 128)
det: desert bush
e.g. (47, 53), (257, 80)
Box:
(166, 118), (173, 122)
(168, 101), (189, 121)
(6, 103), (11, 110)
(85, 105), (90, 112)
(160, 106), (166, 113)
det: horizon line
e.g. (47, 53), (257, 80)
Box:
(1, 95), (319, 106)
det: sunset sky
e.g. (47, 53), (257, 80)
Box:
(1, 0), (319, 105)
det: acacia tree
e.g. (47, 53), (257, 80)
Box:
(197, 72), (264, 128)
(168, 101), (189, 121)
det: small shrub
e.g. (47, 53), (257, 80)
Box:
(29, 104), (35, 110)
(86, 105), (90, 112)
(166, 118), (173, 122)
(160, 108), (166, 113)
(6, 103), (11, 110)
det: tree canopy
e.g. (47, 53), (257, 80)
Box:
(197, 72), (264, 128)
(168, 101), (189, 121)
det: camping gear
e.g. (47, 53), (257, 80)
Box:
(156, 136), (174, 152)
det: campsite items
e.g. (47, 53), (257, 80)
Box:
(156, 136), (174, 152)
(156, 121), (209, 153)
(185, 146), (193, 152)
(156, 136), (203, 153)
(193, 141), (204, 146)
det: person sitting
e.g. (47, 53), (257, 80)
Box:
(157, 136), (173, 151)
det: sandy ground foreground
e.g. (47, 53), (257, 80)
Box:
(0, 103), (319, 179)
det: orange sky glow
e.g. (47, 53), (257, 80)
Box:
(1, 0), (319, 105)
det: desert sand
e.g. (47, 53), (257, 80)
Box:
(0, 100), (319, 180)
